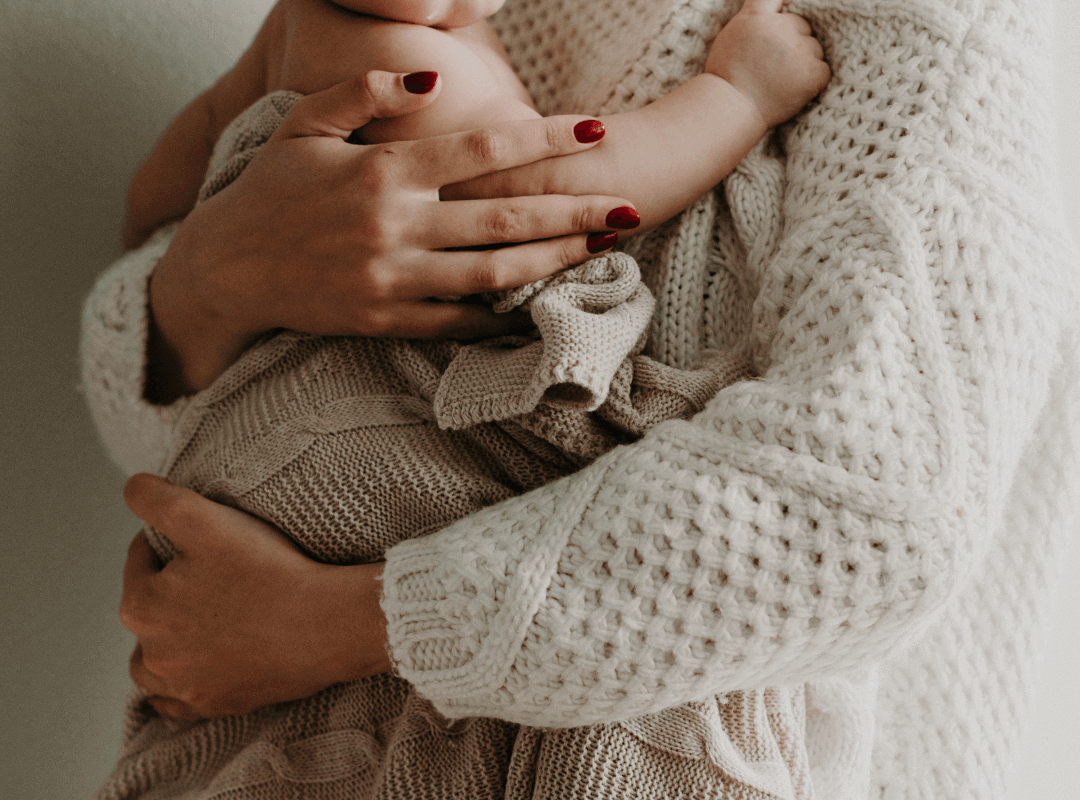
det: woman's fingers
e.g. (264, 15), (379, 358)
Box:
(124, 473), (289, 553)
(352, 214), (627, 336)
(419, 195), (638, 250)
(374, 302), (533, 340)
(119, 532), (163, 635)
(123, 473), (211, 553)
(273, 70), (442, 141)
(129, 645), (205, 721)
(123, 473), (184, 533)
(405, 232), (621, 300)
(403, 115), (606, 190)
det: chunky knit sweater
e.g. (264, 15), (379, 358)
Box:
(82, 0), (1080, 798)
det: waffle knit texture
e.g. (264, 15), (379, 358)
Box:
(81, 0), (1080, 798)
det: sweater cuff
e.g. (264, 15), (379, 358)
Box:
(380, 454), (613, 718)
(80, 225), (190, 476)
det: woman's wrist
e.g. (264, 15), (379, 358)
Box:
(329, 561), (392, 682)
(145, 214), (262, 403)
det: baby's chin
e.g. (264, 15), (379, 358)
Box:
(385, 0), (507, 30)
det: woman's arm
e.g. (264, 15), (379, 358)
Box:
(122, 9), (273, 251)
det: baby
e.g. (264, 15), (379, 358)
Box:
(101, 1), (830, 798)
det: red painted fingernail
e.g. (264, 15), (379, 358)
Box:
(586, 231), (618, 254)
(574, 119), (605, 143)
(605, 206), (640, 229)
(403, 71), (439, 94)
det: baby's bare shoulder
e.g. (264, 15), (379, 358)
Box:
(269, 0), (536, 142)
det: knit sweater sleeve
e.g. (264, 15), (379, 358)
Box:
(380, 0), (1078, 726)
(80, 225), (190, 476)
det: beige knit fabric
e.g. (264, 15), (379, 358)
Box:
(81, 0), (1080, 798)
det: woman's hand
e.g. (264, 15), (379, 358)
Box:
(120, 473), (389, 721)
(149, 71), (633, 401)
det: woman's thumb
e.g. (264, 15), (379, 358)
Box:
(123, 473), (219, 552)
(123, 473), (297, 556)
(273, 70), (441, 141)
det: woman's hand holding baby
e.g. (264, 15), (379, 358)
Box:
(333, 0), (505, 29)
(707, 0), (831, 129)
(121, 474), (390, 721)
(149, 72), (634, 402)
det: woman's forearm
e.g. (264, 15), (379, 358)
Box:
(442, 75), (768, 232)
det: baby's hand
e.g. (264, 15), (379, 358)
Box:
(707, 0), (830, 128)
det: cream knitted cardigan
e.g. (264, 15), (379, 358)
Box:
(82, 0), (1080, 798)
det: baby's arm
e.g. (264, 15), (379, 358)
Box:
(445, 0), (830, 232)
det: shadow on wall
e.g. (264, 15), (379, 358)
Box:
(0, 2), (270, 798)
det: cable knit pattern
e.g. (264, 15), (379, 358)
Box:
(80, 0), (1080, 798)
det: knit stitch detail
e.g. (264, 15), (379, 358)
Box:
(80, 226), (188, 476)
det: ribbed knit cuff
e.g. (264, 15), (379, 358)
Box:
(380, 457), (614, 719)
(80, 225), (190, 475)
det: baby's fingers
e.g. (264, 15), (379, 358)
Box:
(273, 70), (441, 141)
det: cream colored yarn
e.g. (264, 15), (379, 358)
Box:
(82, 0), (1080, 798)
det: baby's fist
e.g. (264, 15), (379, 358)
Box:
(707, 0), (830, 128)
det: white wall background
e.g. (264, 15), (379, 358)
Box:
(0, 0), (1075, 797)
(1008, 4), (1080, 797)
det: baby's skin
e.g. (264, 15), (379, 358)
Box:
(124, 0), (829, 251)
